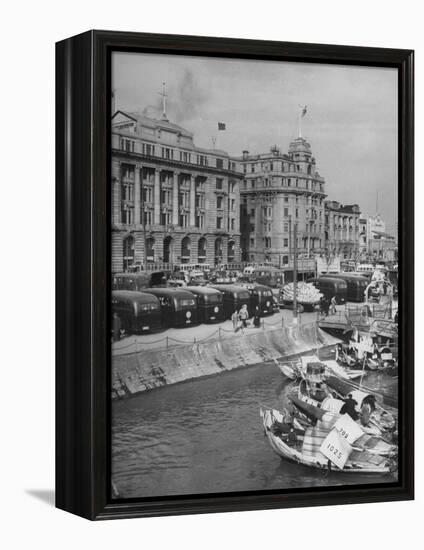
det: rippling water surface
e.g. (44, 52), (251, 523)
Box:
(112, 356), (397, 498)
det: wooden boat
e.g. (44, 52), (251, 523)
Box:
(274, 355), (362, 382)
(276, 354), (395, 438)
(260, 404), (396, 474)
(274, 358), (302, 380)
(324, 375), (397, 433)
(295, 366), (397, 439)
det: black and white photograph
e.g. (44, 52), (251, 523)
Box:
(110, 52), (400, 500)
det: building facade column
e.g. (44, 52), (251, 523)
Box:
(189, 174), (196, 226)
(134, 165), (141, 225)
(134, 231), (145, 267)
(111, 160), (122, 226)
(111, 232), (123, 274)
(154, 169), (161, 225)
(221, 235), (229, 264)
(190, 235), (199, 264)
(232, 234), (241, 263)
(204, 175), (214, 232)
(172, 171), (179, 225)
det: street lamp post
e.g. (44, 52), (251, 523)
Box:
(293, 221), (298, 324)
(140, 168), (147, 271)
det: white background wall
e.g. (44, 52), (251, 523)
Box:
(0, 1), (421, 547)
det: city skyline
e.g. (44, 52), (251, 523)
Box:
(112, 52), (398, 233)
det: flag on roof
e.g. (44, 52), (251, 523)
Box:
(218, 122), (226, 130)
(301, 105), (307, 117)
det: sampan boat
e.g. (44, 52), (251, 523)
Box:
(274, 355), (362, 382)
(260, 404), (396, 474)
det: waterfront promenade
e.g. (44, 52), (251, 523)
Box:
(112, 308), (320, 356)
(111, 309), (340, 399)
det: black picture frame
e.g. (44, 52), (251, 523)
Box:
(56, 30), (414, 520)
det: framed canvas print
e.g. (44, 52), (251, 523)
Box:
(56, 30), (414, 520)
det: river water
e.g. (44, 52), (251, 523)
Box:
(112, 353), (397, 499)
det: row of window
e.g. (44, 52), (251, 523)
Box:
(121, 166), (237, 193)
(243, 161), (313, 175)
(119, 140), (236, 170)
(124, 187), (236, 212)
(120, 206), (236, 231)
(248, 237), (323, 250)
(243, 177), (323, 192)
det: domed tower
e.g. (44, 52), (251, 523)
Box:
(288, 137), (315, 176)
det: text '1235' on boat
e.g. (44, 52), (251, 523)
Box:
(260, 404), (397, 475)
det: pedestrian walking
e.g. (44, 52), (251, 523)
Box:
(320, 296), (329, 317)
(330, 295), (337, 315)
(239, 303), (249, 328)
(253, 305), (261, 328)
(112, 312), (121, 342)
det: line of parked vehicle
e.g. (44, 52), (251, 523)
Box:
(111, 270), (378, 335)
(112, 279), (276, 335)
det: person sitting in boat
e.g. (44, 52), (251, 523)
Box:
(286, 427), (297, 447)
(360, 395), (376, 426)
(340, 393), (359, 421)
(283, 403), (295, 428)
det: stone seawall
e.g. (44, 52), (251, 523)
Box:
(111, 322), (340, 399)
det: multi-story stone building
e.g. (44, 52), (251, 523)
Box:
(359, 217), (368, 258)
(358, 214), (397, 262)
(111, 110), (242, 273)
(237, 137), (327, 265)
(324, 201), (361, 259)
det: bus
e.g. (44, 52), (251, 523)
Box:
(326, 273), (368, 302)
(238, 283), (274, 316)
(208, 284), (251, 319)
(251, 266), (284, 288)
(308, 277), (348, 304)
(111, 291), (162, 334)
(143, 288), (198, 327)
(112, 271), (166, 291)
(185, 286), (225, 323)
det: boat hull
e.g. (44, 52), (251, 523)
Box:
(261, 408), (393, 474)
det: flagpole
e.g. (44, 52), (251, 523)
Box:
(298, 106), (302, 138)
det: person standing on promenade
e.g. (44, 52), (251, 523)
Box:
(239, 303), (249, 329)
(253, 305), (261, 328)
(112, 312), (121, 342)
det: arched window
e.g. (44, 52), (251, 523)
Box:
(123, 235), (135, 271)
(198, 237), (206, 263)
(215, 237), (223, 265)
(181, 236), (191, 264)
(228, 240), (235, 262)
(163, 236), (173, 263)
(146, 237), (154, 263)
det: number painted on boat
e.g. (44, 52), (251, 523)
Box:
(325, 443), (343, 460)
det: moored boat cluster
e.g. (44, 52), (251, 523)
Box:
(260, 352), (398, 475)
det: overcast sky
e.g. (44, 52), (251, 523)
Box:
(112, 52), (398, 232)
